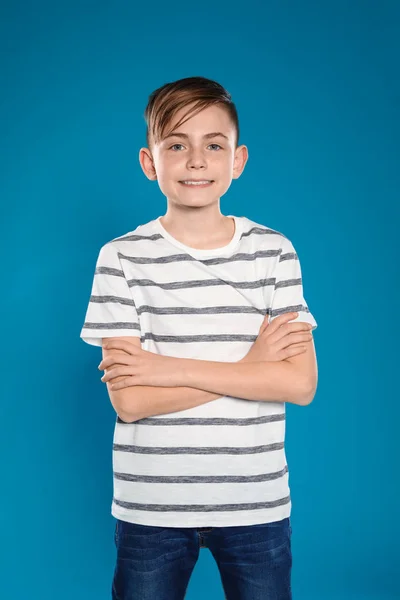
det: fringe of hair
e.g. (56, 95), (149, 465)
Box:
(144, 76), (240, 149)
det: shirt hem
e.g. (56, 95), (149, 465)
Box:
(111, 500), (292, 528)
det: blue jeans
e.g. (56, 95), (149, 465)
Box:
(112, 516), (292, 599)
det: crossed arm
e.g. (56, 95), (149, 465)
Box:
(101, 336), (318, 423)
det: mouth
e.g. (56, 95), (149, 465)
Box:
(179, 180), (214, 188)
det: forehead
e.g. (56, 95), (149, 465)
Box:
(167, 103), (233, 135)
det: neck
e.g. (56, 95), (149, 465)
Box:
(159, 207), (235, 249)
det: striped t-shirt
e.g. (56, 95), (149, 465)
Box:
(80, 214), (318, 527)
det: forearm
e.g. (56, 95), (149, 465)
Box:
(122, 384), (223, 422)
(119, 356), (248, 422)
(122, 358), (307, 423)
(111, 355), (308, 423)
(177, 358), (309, 404)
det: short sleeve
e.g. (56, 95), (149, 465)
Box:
(269, 235), (318, 331)
(79, 243), (141, 347)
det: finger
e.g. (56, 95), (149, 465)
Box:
(267, 321), (312, 343)
(98, 355), (133, 370)
(98, 355), (133, 371)
(103, 340), (139, 353)
(278, 344), (307, 360)
(102, 373), (127, 384)
(268, 312), (299, 333)
(260, 311), (298, 338)
(286, 345), (307, 357)
(259, 314), (270, 334)
(102, 343), (131, 355)
(279, 332), (312, 350)
(101, 367), (135, 382)
(110, 377), (137, 391)
(287, 322), (313, 332)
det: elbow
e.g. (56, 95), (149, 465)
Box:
(295, 378), (318, 406)
(118, 398), (139, 423)
(118, 410), (137, 424)
(107, 383), (139, 423)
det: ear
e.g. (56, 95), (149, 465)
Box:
(139, 147), (157, 180)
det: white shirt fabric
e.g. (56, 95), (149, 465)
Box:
(80, 214), (318, 527)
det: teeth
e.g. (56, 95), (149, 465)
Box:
(181, 181), (212, 185)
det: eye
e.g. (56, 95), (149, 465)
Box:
(169, 143), (222, 151)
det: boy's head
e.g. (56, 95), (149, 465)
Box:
(139, 76), (248, 209)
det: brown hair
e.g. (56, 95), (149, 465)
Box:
(144, 76), (240, 150)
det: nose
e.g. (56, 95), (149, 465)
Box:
(187, 149), (207, 169)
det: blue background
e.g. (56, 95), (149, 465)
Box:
(2, 1), (398, 598)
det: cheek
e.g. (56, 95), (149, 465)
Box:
(158, 157), (181, 177)
(215, 152), (233, 167)
(215, 156), (234, 176)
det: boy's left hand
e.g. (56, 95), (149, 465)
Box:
(98, 340), (181, 389)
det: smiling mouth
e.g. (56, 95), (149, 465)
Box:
(179, 180), (215, 187)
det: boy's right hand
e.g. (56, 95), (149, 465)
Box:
(240, 312), (313, 363)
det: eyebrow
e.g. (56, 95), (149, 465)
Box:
(163, 132), (230, 142)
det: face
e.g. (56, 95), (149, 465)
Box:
(139, 103), (248, 208)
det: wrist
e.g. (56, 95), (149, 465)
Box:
(170, 357), (189, 386)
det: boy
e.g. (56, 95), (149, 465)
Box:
(80, 76), (318, 600)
